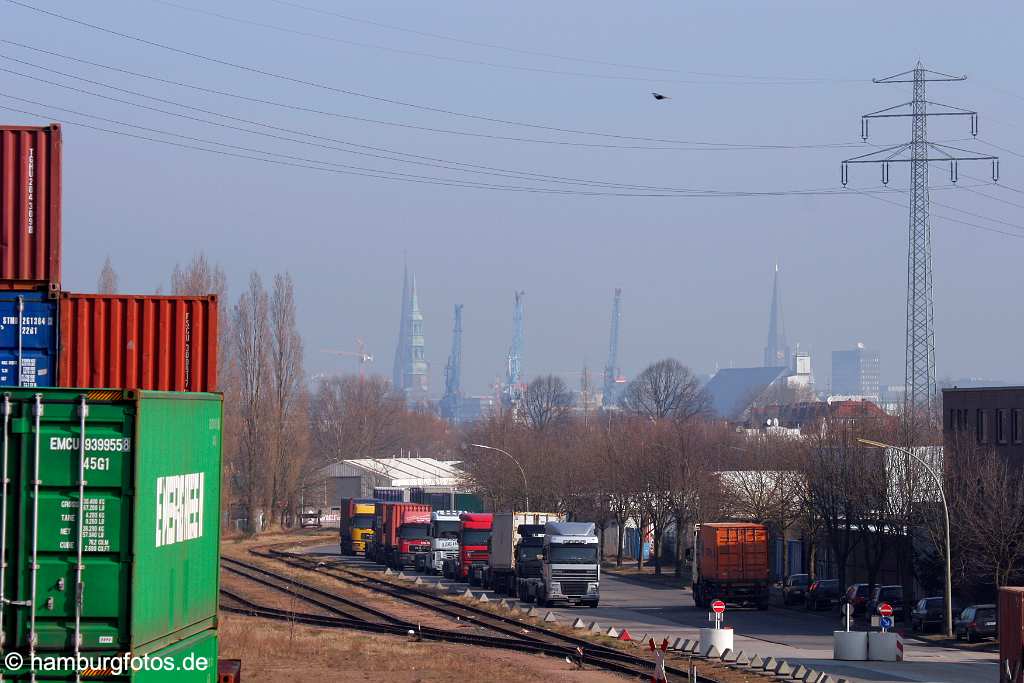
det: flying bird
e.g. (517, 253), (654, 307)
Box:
(651, 92), (671, 100)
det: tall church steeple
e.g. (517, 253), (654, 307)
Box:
(764, 264), (790, 368)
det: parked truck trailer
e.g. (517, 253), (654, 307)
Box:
(484, 511), (562, 595)
(690, 522), (770, 609)
(518, 521), (600, 608)
(339, 497), (378, 555)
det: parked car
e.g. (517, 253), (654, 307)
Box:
(805, 579), (841, 611)
(844, 583), (871, 615)
(911, 597), (961, 633)
(954, 604), (998, 642)
(867, 585), (907, 621)
(783, 574), (810, 606)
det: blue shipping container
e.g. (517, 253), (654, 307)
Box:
(0, 290), (56, 387)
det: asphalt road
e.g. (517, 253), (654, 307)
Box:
(304, 545), (997, 683)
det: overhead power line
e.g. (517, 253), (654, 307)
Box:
(0, 92), (982, 200)
(0, 39), (870, 152)
(263, 0), (862, 83)
(0, 55), (874, 193)
(0, 0), (870, 146)
(150, 0), (858, 87)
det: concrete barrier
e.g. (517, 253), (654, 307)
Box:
(833, 630), (868, 661)
(606, 627), (620, 638)
(571, 618), (587, 629)
(543, 611), (559, 623)
(867, 632), (903, 662)
(699, 627), (734, 657)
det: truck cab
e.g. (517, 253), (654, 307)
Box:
(382, 503), (432, 569)
(443, 513), (493, 585)
(339, 498), (378, 556)
(520, 521), (600, 608)
(417, 510), (464, 574)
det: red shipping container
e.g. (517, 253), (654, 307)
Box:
(0, 124), (61, 290)
(1001, 587), (1024, 683)
(59, 293), (218, 392)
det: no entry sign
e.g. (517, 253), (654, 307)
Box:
(878, 602), (893, 617)
(711, 600), (726, 614)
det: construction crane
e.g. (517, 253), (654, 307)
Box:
(602, 288), (625, 408)
(440, 304), (464, 423)
(322, 338), (374, 379)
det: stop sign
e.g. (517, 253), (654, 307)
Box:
(711, 599), (726, 614)
(878, 602), (893, 617)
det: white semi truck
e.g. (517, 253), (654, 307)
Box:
(483, 511), (562, 595)
(416, 510), (464, 574)
(518, 521), (600, 608)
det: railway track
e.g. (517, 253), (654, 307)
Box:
(236, 545), (711, 682)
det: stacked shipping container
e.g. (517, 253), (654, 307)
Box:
(1, 123), (224, 680)
(0, 124), (218, 391)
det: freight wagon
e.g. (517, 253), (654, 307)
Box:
(0, 388), (222, 681)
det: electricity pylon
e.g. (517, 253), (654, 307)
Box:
(841, 62), (999, 418)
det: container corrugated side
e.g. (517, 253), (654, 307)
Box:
(1000, 586), (1024, 683)
(0, 290), (57, 386)
(59, 293), (218, 392)
(0, 124), (61, 290)
(0, 388), (222, 667)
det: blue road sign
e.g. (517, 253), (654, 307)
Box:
(880, 616), (894, 629)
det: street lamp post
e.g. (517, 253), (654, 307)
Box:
(469, 444), (530, 511)
(858, 437), (953, 638)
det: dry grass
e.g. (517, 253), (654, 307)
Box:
(218, 614), (630, 682)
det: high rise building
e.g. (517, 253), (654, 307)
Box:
(391, 265), (429, 404)
(763, 265), (790, 368)
(831, 343), (881, 400)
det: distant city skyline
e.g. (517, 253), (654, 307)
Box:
(17, 1), (1019, 396)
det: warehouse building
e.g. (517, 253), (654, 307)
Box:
(304, 457), (480, 514)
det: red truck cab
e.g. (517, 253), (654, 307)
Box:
(445, 513), (493, 585)
(380, 503), (432, 569)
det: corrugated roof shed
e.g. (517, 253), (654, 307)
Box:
(334, 457), (465, 487)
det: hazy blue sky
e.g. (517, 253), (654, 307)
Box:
(4, 0), (1022, 395)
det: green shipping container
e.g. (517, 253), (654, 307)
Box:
(0, 389), (222, 680)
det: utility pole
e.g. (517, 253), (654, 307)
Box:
(841, 62), (998, 420)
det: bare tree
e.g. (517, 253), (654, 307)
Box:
(720, 433), (806, 576)
(522, 375), (573, 431)
(97, 256), (118, 294)
(233, 272), (270, 532)
(620, 358), (709, 421)
(946, 435), (1024, 589)
(310, 375), (406, 464)
(267, 273), (307, 525)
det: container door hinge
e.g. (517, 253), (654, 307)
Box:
(1, 598), (31, 606)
